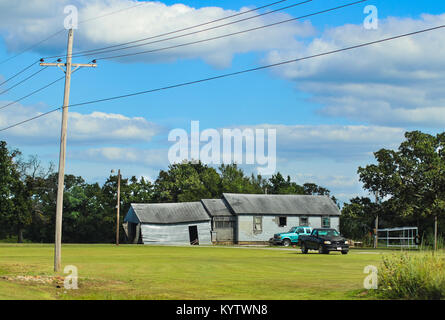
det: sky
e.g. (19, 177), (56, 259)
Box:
(0, 0), (444, 205)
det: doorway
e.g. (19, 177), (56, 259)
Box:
(188, 226), (199, 245)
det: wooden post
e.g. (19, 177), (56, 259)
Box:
(434, 215), (438, 251)
(53, 28), (74, 272)
(374, 215), (379, 248)
(374, 192), (379, 249)
(40, 29), (97, 272)
(116, 169), (121, 246)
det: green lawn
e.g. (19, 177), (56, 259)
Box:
(0, 244), (396, 300)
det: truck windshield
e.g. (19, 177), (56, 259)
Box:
(317, 229), (339, 237)
(288, 227), (297, 233)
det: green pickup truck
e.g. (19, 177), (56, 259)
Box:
(270, 226), (313, 247)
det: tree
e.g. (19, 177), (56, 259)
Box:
(358, 131), (445, 249)
(268, 172), (304, 194)
(340, 197), (380, 243)
(219, 164), (262, 194)
(154, 161), (221, 202)
(0, 141), (32, 242)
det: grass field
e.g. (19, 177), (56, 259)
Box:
(0, 244), (413, 300)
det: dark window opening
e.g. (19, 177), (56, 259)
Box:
(279, 217), (287, 227)
(300, 216), (308, 226)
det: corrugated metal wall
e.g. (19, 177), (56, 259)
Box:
(140, 222), (212, 245)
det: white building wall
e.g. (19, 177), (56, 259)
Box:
(141, 221), (212, 245)
(237, 215), (300, 242)
(237, 215), (340, 242)
(308, 216), (321, 228)
(331, 217), (340, 232)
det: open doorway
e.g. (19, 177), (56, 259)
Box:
(188, 226), (199, 245)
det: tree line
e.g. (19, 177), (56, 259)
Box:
(2, 130), (444, 245)
(0, 140), (336, 243)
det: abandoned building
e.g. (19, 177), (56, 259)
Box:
(201, 198), (236, 244)
(124, 193), (341, 245)
(221, 193), (341, 244)
(123, 202), (212, 245)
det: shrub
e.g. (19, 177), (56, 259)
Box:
(375, 252), (445, 300)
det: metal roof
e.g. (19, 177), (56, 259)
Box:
(129, 202), (211, 224)
(201, 199), (234, 217)
(222, 193), (340, 216)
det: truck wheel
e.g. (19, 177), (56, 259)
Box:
(301, 243), (308, 254)
(283, 239), (291, 247)
(341, 251), (348, 255)
(319, 246), (328, 254)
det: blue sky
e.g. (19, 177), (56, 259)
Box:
(0, 0), (444, 204)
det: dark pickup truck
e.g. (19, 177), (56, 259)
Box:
(299, 228), (349, 254)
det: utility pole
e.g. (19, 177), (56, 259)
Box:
(116, 169), (121, 246)
(40, 29), (97, 272)
(374, 214), (379, 249)
(434, 215), (438, 252)
(374, 192), (379, 249)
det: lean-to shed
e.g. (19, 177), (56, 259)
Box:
(124, 202), (212, 245)
(201, 199), (236, 244)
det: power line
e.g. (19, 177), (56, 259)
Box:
(0, 1), (151, 65)
(1, 1), (288, 94)
(43, 0), (295, 60)
(0, 31), (65, 66)
(0, 60), (40, 87)
(96, 0), (365, 61)
(1, 24), (443, 133)
(0, 66), (84, 111)
(84, 0), (314, 59)
(78, 1), (148, 24)
(0, 66), (49, 95)
(0, 76), (64, 111)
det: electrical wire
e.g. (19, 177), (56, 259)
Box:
(0, 66), (49, 95)
(81, 0), (313, 59)
(0, 1), (150, 65)
(0, 64), (85, 111)
(0, 76), (64, 111)
(0, 60), (40, 87)
(96, 0), (365, 61)
(0, 1), (291, 95)
(43, 0), (295, 60)
(1, 24), (443, 132)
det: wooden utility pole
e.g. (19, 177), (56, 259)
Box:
(40, 29), (97, 272)
(116, 169), (121, 246)
(374, 192), (379, 249)
(374, 214), (379, 248)
(434, 215), (438, 251)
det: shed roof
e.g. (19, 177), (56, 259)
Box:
(201, 199), (234, 217)
(222, 193), (340, 216)
(128, 202), (211, 224)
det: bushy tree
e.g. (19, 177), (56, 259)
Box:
(358, 131), (445, 246)
(0, 141), (32, 242)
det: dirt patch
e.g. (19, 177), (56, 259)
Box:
(1, 275), (65, 286)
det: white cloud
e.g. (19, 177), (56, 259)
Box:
(70, 146), (168, 168)
(266, 13), (445, 127)
(0, 0), (315, 68)
(238, 124), (405, 161)
(67, 122), (406, 169)
(0, 102), (161, 145)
